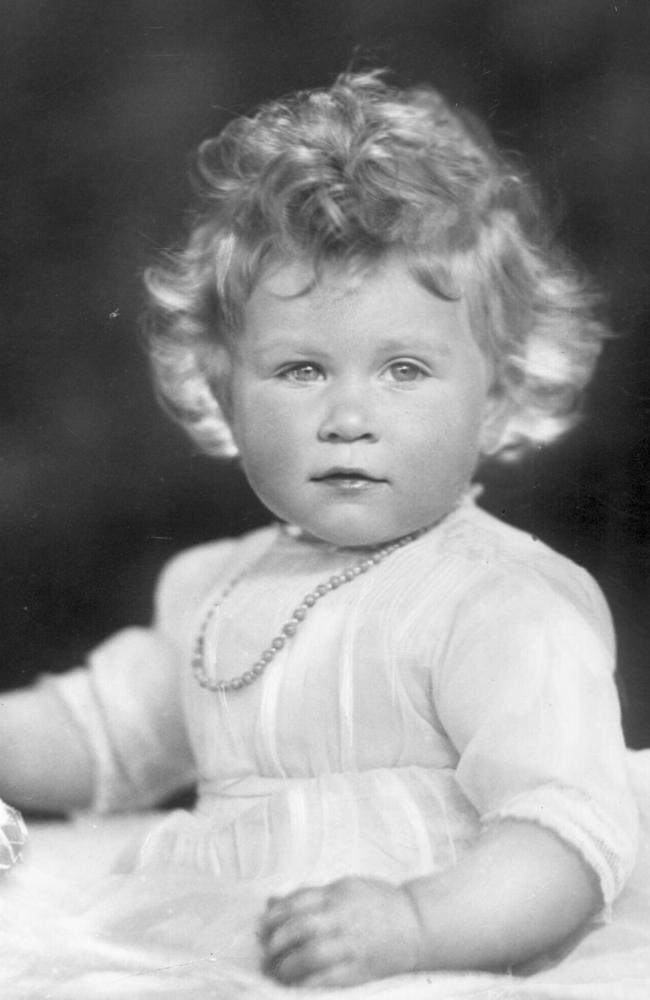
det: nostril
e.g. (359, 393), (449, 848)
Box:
(319, 427), (376, 443)
(318, 404), (378, 443)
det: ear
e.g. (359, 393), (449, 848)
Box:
(478, 391), (510, 456)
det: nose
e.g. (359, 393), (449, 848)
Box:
(317, 382), (379, 443)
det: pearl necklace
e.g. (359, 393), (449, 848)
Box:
(192, 524), (430, 693)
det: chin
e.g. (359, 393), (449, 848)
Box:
(305, 517), (415, 550)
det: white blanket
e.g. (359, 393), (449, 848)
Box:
(4, 752), (650, 1000)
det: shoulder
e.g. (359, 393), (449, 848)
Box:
(451, 499), (604, 600)
(410, 498), (613, 651)
(154, 524), (278, 622)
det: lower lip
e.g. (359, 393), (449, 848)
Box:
(314, 477), (384, 491)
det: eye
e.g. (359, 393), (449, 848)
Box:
(383, 360), (428, 383)
(278, 363), (324, 383)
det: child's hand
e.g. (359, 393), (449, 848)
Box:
(259, 876), (423, 988)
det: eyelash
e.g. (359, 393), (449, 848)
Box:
(384, 360), (428, 383)
(278, 363), (324, 383)
(277, 360), (430, 384)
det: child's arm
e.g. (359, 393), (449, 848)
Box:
(260, 818), (599, 988)
(0, 544), (224, 817)
(0, 684), (94, 813)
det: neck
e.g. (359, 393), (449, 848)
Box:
(279, 522), (433, 551)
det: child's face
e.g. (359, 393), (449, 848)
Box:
(223, 257), (494, 547)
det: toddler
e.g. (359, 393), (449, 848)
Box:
(1, 71), (648, 996)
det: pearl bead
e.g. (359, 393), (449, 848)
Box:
(192, 523), (429, 694)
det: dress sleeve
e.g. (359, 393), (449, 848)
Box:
(42, 544), (222, 814)
(434, 563), (638, 912)
(44, 627), (195, 813)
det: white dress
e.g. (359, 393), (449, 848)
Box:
(3, 496), (650, 999)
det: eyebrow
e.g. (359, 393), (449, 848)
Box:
(252, 333), (453, 355)
(375, 336), (453, 359)
(251, 339), (318, 357)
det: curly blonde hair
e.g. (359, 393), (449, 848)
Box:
(144, 70), (609, 460)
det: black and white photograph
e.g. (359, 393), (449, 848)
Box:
(1, 2), (650, 996)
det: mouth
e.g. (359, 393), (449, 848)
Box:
(311, 468), (387, 490)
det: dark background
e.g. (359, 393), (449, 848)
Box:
(1, 1), (649, 745)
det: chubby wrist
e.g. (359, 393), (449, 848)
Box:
(398, 879), (432, 973)
(400, 873), (474, 972)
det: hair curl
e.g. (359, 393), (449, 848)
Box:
(143, 70), (609, 460)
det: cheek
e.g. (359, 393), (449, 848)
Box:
(232, 396), (302, 484)
(245, 394), (297, 444)
(403, 390), (485, 486)
(413, 385), (485, 447)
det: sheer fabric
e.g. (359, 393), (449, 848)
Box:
(3, 497), (648, 997)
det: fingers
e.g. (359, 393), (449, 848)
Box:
(259, 877), (416, 986)
(265, 929), (349, 985)
(300, 963), (363, 989)
(260, 887), (348, 985)
(260, 886), (329, 940)
(261, 895), (328, 965)
(263, 907), (322, 960)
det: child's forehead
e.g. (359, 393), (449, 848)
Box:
(239, 254), (480, 361)
(246, 255), (457, 322)
(254, 257), (371, 301)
